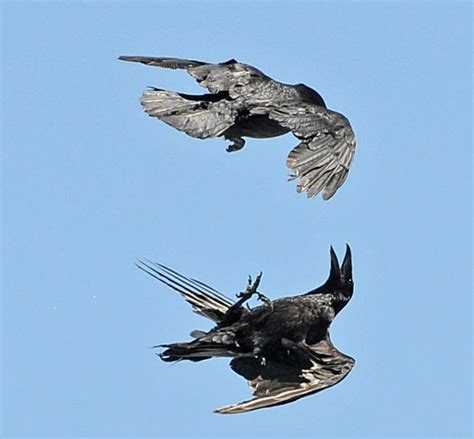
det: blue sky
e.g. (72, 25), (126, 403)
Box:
(1, 2), (472, 437)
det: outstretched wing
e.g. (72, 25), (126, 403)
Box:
(216, 336), (354, 414)
(119, 56), (271, 99)
(258, 105), (356, 199)
(136, 260), (234, 322)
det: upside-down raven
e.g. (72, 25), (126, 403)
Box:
(120, 56), (356, 199)
(137, 245), (355, 414)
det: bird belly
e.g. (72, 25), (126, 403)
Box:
(224, 115), (290, 139)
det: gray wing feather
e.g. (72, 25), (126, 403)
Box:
(118, 56), (205, 70)
(264, 106), (356, 200)
(140, 89), (237, 138)
(119, 55), (271, 98)
(136, 259), (234, 322)
(187, 62), (270, 97)
(215, 336), (354, 414)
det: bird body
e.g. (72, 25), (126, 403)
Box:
(137, 245), (355, 413)
(120, 56), (355, 199)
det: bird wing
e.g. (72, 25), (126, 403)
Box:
(119, 56), (271, 99)
(252, 104), (356, 199)
(139, 89), (238, 139)
(136, 259), (234, 322)
(216, 335), (354, 414)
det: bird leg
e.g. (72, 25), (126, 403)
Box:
(225, 137), (245, 152)
(219, 272), (262, 326)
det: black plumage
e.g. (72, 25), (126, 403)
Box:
(137, 245), (355, 414)
(120, 56), (356, 199)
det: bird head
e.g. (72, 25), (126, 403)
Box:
(327, 244), (353, 299)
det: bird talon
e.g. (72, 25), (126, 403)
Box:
(234, 272), (263, 303)
(226, 138), (245, 152)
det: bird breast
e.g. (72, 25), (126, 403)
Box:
(254, 298), (334, 343)
(225, 114), (290, 139)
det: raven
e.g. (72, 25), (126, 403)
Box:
(137, 245), (355, 414)
(120, 56), (356, 199)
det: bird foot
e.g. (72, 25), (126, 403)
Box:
(226, 137), (245, 152)
(235, 272), (263, 304)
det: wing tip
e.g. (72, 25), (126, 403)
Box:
(118, 55), (147, 63)
(214, 404), (245, 415)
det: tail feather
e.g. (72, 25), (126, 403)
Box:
(140, 89), (236, 139)
(160, 340), (233, 362)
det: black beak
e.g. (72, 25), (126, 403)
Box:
(328, 246), (341, 282)
(341, 243), (352, 280)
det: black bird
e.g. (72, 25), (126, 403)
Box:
(137, 245), (355, 414)
(120, 56), (356, 199)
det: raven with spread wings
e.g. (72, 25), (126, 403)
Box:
(137, 245), (355, 413)
(120, 56), (356, 199)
